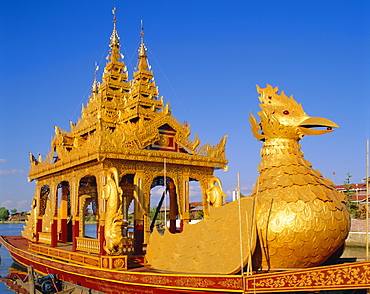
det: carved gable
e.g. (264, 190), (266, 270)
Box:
(147, 124), (181, 153)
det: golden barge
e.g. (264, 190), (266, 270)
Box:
(1, 7), (367, 294)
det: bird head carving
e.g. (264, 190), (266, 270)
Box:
(250, 84), (339, 141)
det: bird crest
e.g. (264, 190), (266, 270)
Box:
(250, 84), (338, 141)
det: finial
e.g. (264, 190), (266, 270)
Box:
(140, 20), (144, 44)
(112, 6), (117, 29)
(92, 62), (100, 93)
(138, 20), (147, 58)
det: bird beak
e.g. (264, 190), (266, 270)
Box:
(298, 117), (339, 135)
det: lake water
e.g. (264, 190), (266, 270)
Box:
(0, 224), (369, 293)
(0, 223), (97, 293)
(0, 223), (25, 293)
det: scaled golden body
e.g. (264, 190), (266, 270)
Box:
(146, 196), (256, 274)
(250, 85), (350, 270)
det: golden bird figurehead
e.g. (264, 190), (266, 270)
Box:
(250, 84), (339, 141)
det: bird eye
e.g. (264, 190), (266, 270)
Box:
(283, 110), (289, 115)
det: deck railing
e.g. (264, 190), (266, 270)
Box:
(75, 237), (134, 254)
(38, 232), (51, 245)
(76, 237), (100, 254)
(37, 234), (134, 255)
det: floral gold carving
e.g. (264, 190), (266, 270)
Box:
(102, 167), (126, 255)
(206, 177), (225, 208)
(171, 277), (216, 288)
(218, 278), (243, 289)
(139, 275), (172, 286)
(245, 262), (370, 292)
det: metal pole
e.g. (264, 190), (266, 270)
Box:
(236, 172), (245, 291)
(164, 158), (167, 228)
(366, 139), (369, 261)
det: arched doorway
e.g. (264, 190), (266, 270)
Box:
(78, 176), (98, 239)
(37, 185), (50, 242)
(149, 185), (166, 234)
(120, 174), (135, 237)
(188, 179), (204, 222)
(85, 201), (98, 238)
(150, 176), (178, 234)
(39, 185), (50, 219)
(57, 181), (72, 242)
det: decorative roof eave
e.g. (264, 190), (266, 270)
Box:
(29, 119), (227, 180)
(28, 149), (227, 181)
(124, 97), (163, 110)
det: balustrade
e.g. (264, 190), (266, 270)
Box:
(38, 232), (51, 245)
(76, 237), (100, 254)
(75, 236), (134, 254)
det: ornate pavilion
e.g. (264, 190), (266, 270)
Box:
(23, 12), (228, 259)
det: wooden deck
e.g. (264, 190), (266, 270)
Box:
(33, 241), (144, 270)
(4, 236), (143, 271)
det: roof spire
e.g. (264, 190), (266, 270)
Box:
(112, 6), (117, 28)
(137, 20), (150, 72)
(129, 20), (160, 108)
(109, 6), (121, 62)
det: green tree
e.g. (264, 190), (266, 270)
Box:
(150, 206), (165, 222)
(343, 173), (357, 218)
(150, 206), (157, 220)
(195, 210), (204, 220)
(11, 208), (17, 214)
(0, 207), (10, 221)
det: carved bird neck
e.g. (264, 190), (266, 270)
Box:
(259, 137), (307, 170)
(254, 136), (339, 205)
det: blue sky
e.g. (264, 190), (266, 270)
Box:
(0, 1), (369, 211)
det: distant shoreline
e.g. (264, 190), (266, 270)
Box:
(0, 221), (99, 225)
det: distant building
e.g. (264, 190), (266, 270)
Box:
(158, 202), (204, 220)
(336, 183), (369, 203)
(189, 202), (203, 219)
(8, 212), (29, 222)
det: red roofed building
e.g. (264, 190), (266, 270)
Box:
(336, 182), (369, 203)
